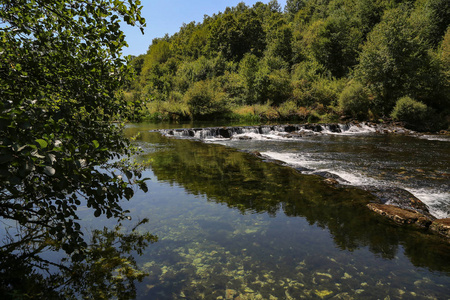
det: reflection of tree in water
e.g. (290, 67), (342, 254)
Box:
(143, 133), (450, 273)
(0, 220), (157, 299)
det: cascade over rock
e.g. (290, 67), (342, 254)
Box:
(156, 122), (415, 140)
(360, 186), (434, 219)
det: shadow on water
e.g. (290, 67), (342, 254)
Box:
(126, 129), (450, 299)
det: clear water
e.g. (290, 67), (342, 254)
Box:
(209, 131), (450, 219)
(121, 123), (450, 300)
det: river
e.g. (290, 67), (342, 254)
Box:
(122, 122), (450, 299)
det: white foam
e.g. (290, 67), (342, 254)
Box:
(406, 189), (450, 219)
(419, 135), (450, 142)
(260, 151), (449, 219)
(321, 123), (377, 135)
(261, 151), (322, 168)
(324, 169), (388, 186)
(230, 131), (293, 141)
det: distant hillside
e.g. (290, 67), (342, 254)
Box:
(124, 0), (449, 131)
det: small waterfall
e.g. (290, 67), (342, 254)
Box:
(169, 129), (193, 137)
(339, 123), (351, 132)
(158, 123), (385, 140)
(241, 127), (260, 135)
(194, 128), (214, 139)
(260, 126), (272, 134)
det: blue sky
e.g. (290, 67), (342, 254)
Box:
(121, 0), (287, 57)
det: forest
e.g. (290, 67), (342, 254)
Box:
(125, 0), (449, 131)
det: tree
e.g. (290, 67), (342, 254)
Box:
(239, 53), (260, 104)
(0, 0), (155, 298)
(411, 0), (450, 48)
(355, 5), (446, 115)
(183, 79), (229, 118)
(303, 14), (362, 78)
(284, 0), (307, 17)
(266, 23), (294, 64)
(338, 81), (370, 120)
(207, 7), (266, 61)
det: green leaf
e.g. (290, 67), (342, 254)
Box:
(140, 182), (148, 193)
(92, 140), (100, 148)
(35, 139), (48, 149)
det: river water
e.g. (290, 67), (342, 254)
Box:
(122, 122), (450, 300)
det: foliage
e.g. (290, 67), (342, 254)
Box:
(292, 74), (344, 107)
(355, 4), (448, 115)
(440, 27), (450, 82)
(184, 80), (229, 118)
(391, 96), (428, 127)
(0, 0), (154, 297)
(285, 0), (307, 18)
(207, 4), (266, 61)
(338, 81), (371, 120)
(127, 0), (450, 129)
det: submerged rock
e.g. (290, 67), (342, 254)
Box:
(238, 136), (252, 140)
(294, 166), (314, 173)
(312, 171), (350, 184)
(225, 289), (237, 299)
(315, 289), (333, 298)
(324, 178), (339, 185)
(429, 219), (450, 239)
(250, 151), (262, 157)
(367, 203), (433, 227)
(361, 186), (434, 219)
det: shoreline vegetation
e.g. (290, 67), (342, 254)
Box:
(123, 0), (449, 132)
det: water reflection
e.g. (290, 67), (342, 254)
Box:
(125, 128), (450, 299)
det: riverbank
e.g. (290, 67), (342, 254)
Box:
(132, 100), (449, 133)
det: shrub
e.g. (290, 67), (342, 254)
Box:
(391, 96), (428, 126)
(277, 100), (299, 119)
(257, 69), (292, 105)
(231, 105), (261, 122)
(184, 80), (229, 119)
(307, 110), (321, 123)
(254, 102), (279, 120)
(292, 76), (343, 107)
(338, 81), (371, 120)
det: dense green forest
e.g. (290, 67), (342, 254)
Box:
(125, 0), (449, 131)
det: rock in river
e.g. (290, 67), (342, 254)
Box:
(361, 186), (434, 219)
(367, 203), (433, 228)
(430, 219), (450, 239)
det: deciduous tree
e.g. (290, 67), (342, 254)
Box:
(0, 0), (155, 297)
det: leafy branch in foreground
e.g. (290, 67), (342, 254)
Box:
(0, 0), (154, 298)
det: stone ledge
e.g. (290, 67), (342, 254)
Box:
(430, 219), (450, 239)
(362, 186), (434, 219)
(367, 203), (433, 228)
